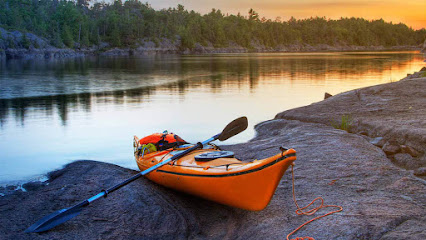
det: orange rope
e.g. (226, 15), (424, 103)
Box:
(286, 164), (343, 240)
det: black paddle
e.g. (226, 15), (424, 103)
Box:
(25, 116), (248, 233)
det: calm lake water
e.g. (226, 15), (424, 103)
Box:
(0, 51), (424, 184)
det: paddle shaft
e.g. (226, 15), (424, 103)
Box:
(25, 117), (247, 233)
(25, 134), (222, 233)
(61, 136), (221, 213)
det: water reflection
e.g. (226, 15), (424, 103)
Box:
(0, 52), (424, 183)
(0, 52), (423, 128)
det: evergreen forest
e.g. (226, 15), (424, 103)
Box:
(1, 0), (425, 49)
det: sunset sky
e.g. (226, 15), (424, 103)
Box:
(144, 0), (426, 30)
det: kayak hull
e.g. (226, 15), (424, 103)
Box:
(134, 138), (296, 211)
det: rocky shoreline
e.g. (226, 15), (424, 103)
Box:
(276, 68), (426, 176)
(0, 27), (423, 60)
(1, 70), (425, 239)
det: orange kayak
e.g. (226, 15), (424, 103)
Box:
(133, 136), (296, 211)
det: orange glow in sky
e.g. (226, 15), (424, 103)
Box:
(147, 0), (426, 30)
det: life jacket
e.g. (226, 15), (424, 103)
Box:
(139, 131), (187, 151)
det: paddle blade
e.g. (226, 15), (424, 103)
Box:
(25, 206), (82, 233)
(218, 116), (248, 141)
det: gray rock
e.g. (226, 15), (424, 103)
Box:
(98, 42), (110, 49)
(380, 218), (426, 239)
(0, 27), (86, 60)
(0, 27), (50, 50)
(324, 92), (333, 99)
(393, 153), (419, 169)
(275, 75), (426, 170)
(382, 141), (401, 155)
(99, 48), (130, 56)
(401, 145), (420, 157)
(22, 181), (46, 191)
(358, 130), (369, 136)
(370, 137), (385, 147)
(360, 134), (370, 142)
(413, 167), (426, 176)
(0, 186), (15, 196)
(47, 168), (66, 181)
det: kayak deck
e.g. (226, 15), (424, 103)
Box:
(134, 138), (296, 211)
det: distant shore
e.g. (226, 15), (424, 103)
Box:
(1, 43), (422, 61)
(0, 27), (423, 60)
(2, 42), (422, 60)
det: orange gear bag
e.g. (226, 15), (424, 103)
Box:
(139, 132), (187, 150)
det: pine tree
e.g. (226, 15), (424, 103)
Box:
(62, 25), (74, 48)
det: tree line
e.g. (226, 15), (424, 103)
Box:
(1, 0), (425, 49)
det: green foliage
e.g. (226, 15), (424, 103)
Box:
(61, 25), (74, 48)
(331, 115), (352, 132)
(153, 37), (159, 48)
(81, 32), (90, 47)
(421, 72), (426, 78)
(22, 33), (31, 49)
(51, 31), (63, 48)
(179, 27), (196, 49)
(7, 36), (15, 48)
(110, 27), (121, 47)
(0, 0), (424, 49)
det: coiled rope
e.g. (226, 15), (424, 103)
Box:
(286, 164), (343, 240)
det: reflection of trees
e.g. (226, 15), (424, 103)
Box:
(0, 100), (7, 127)
(0, 53), (421, 127)
(248, 58), (259, 90)
(0, 87), (155, 127)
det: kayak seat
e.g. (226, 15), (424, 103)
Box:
(194, 151), (235, 162)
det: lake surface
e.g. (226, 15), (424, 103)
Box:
(0, 51), (424, 184)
